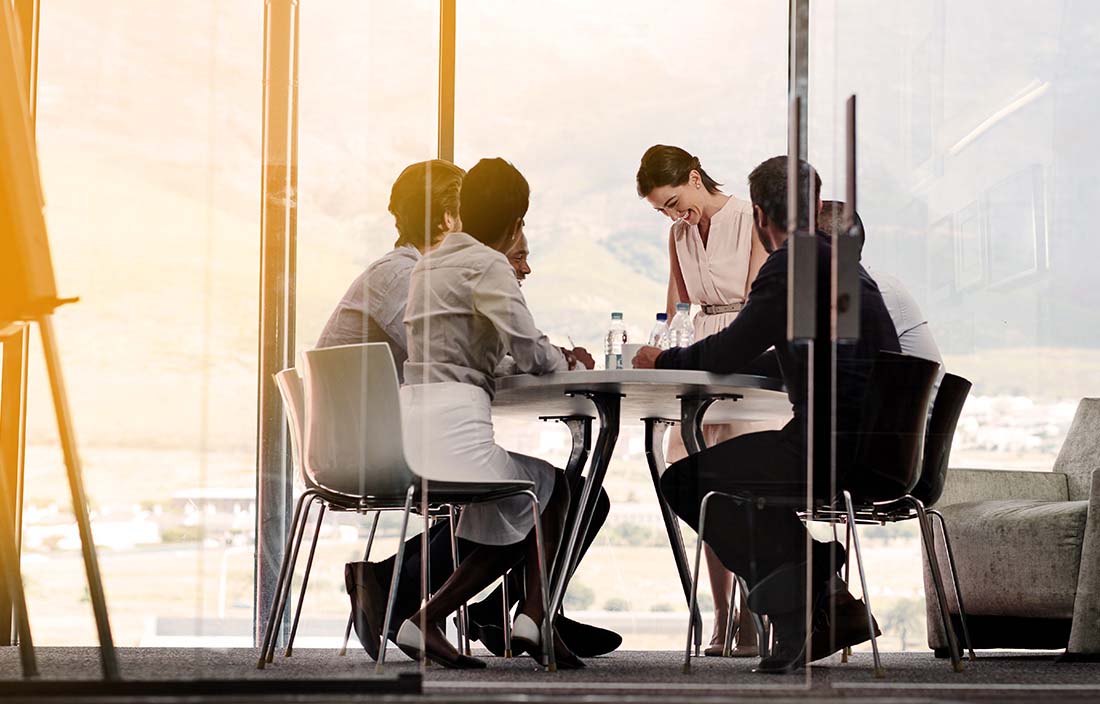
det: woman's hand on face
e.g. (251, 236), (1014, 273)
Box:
(632, 345), (663, 369)
(571, 347), (595, 370)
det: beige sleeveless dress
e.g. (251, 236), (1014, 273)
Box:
(665, 195), (782, 465)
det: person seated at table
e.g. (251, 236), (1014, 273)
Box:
(316, 159), (464, 379)
(507, 228), (532, 286)
(394, 156), (594, 669)
(634, 156), (900, 673)
(819, 200), (944, 393)
(346, 218), (620, 662)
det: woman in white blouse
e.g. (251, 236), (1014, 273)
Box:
(636, 145), (779, 656)
(398, 158), (593, 669)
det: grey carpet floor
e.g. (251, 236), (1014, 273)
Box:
(0, 647), (1098, 702)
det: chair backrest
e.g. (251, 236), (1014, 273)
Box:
(911, 373), (972, 507)
(847, 351), (940, 501)
(300, 343), (417, 498)
(1053, 398), (1100, 501)
(273, 368), (306, 486)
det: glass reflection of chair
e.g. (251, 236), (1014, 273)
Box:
(258, 342), (554, 672)
(683, 352), (953, 677)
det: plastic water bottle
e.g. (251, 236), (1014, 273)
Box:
(669, 303), (694, 348)
(649, 313), (670, 350)
(604, 312), (627, 369)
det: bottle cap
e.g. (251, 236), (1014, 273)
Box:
(611, 312), (623, 320)
(656, 313), (667, 321)
(675, 302), (690, 312)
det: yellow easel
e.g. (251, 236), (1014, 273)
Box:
(0, 0), (118, 681)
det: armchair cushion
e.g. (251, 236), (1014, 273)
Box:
(939, 499), (1088, 619)
(936, 468), (1068, 508)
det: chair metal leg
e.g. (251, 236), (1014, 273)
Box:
(265, 494), (318, 664)
(740, 495), (769, 657)
(929, 509), (976, 662)
(257, 489), (315, 669)
(684, 492), (716, 673)
(285, 504), (326, 657)
(525, 490), (556, 672)
(419, 487), (430, 673)
(501, 570), (513, 658)
(842, 491), (883, 678)
(909, 498), (963, 672)
(750, 605), (768, 657)
(376, 487), (416, 674)
(753, 616), (774, 658)
(339, 611), (355, 659)
(339, 510), (381, 657)
(447, 505), (471, 655)
(722, 577), (739, 657)
(841, 518), (852, 663)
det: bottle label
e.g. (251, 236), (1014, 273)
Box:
(605, 353), (623, 370)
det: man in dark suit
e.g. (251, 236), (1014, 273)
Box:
(634, 156), (901, 673)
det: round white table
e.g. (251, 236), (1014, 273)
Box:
(493, 369), (789, 422)
(492, 369), (791, 650)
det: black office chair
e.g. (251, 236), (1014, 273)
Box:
(840, 373), (975, 667)
(919, 375), (975, 662)
(683, 351), (939, 676)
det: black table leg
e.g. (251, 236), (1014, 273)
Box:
(540, 415), (593, 495)
(548, 394), (620, 620)
(678, 396), (721, 455)
(678, 394), (766, 656)
(644, 417), (703, 653)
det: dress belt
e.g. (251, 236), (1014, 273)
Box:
(700, 302), (744, 315)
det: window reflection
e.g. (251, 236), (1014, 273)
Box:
(26, 1), (262, 645)
(810, 0), (1100, 652)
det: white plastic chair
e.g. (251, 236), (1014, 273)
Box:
(257, 343), (554, 672)
(268, 365), (460, 663)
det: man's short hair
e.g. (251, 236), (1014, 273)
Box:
(820, 200), (866, 259)
(747, 156), (822, 232)
(389, 160), (465, 250)
(459, 158), (530, 250)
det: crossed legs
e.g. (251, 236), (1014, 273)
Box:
(407, 471), (577, 665)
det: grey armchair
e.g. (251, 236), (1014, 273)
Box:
(924, 398), (1100, 659)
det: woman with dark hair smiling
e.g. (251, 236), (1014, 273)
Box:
(635, 145), (778, 657)
(396, 158), (593, 669)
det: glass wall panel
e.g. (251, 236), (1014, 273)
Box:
(290, 0), (440, 644)
(454, 0), (788, 649)
(25, 1), (261, 644)
(296, 0), (439, 353)
(809, 0), (1100, 650)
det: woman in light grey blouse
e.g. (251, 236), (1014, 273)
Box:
(316, 160), (465, 380)
(396, 158), (592, 670)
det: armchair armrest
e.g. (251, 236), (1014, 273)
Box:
(936, 467), (1069, 508)
(1069, 468), (1100, 655)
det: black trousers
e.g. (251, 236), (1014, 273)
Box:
(375, 479), (611, 624)
(659, 428), (812, 614)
